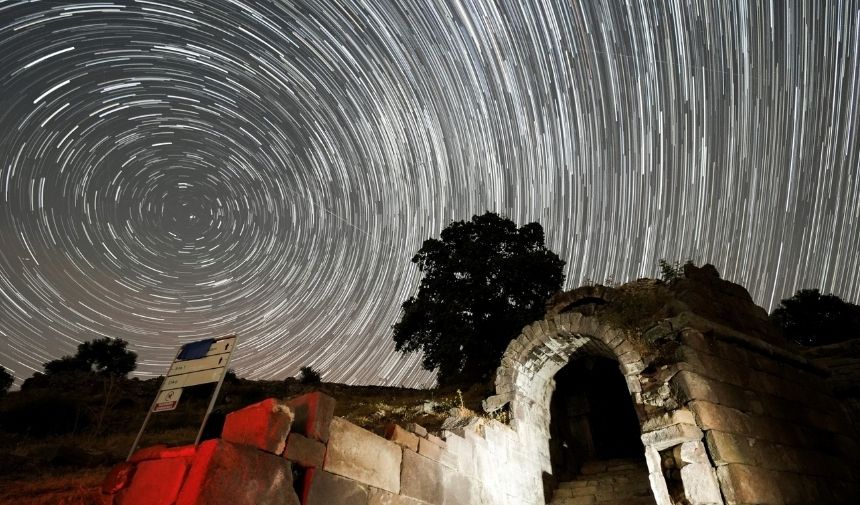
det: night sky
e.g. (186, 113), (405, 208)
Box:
(1, 1), (858, 388)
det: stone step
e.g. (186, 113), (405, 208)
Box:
(550, 497), (656, 505)
(549, 458), (656, 505)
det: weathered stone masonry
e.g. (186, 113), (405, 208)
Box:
(103, 266), (859, 504)
(483, 269), (860, 505)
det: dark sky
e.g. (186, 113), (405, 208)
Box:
(0, 0), (858, 387)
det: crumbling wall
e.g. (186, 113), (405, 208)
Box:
(101, 392), (544, 505)
(662, 322), (859, 504)
(484, 273), (860, 505)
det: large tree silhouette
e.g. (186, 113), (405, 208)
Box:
(393, 212), (565, 385)
(770, 289), (860, 346)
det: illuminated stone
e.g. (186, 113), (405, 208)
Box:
(221, 398), (293, 455)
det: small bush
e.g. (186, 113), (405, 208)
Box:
(298, 366), (322, 384)
(0, 366), (13, 395)
(658, 259), (683, 283)
(0, 392), (89, 436)
(658, 259), (696, 284)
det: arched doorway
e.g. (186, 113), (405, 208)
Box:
(547, 355), (654, 504)
(483, 296), (724, 505)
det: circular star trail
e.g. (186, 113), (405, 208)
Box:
(1, 0), (859, 387)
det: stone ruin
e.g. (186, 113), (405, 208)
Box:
(101, 264), (860, 504)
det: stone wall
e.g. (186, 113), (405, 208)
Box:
(102, 267), (860, 505)
(483, 271), (860, 505)
(101, 391), (545, 505)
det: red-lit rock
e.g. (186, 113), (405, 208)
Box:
(101, 461), (135, 495)
(127, 444), (167, 463)
(221, 398), (294, 454)
(175, 439), (299, 505)
(118, 457), (190, 505)
(284, 432), (326, 468)
(128, 444), (197, 463)
(286, 392), (336, 442)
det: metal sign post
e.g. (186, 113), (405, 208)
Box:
(127, 335), (237, 461)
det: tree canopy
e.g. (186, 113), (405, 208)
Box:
(393, 212), (565, 385)
(43, 337), (137, 377)
(770, 289), (860, 346)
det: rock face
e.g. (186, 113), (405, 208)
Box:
(102, 271), (860, 505)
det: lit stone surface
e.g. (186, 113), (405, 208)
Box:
(324, 417), (402, 493)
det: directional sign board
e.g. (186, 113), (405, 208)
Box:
(129, 335), (238, 460)
(154, 336), (236, 411)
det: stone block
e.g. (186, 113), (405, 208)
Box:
(641, 408), (697, 432)
(680, 462), (723, 505)
(128, 444), (196, 463)
(303, 468), (368, 505)
(442, 471), (476, 505)
(284, 432), (326, 468)
(400, 448), (445, 504)
(641, 423), (703, 450)
(221, 398), (293, 454)
(670, 370), (716, 404)
(418, 437), (443, 462)
(425, 433), (446, 449)
(385, 424), (420, 452)
(688, 401), (749, 436)
(175, 439), (298, 505)
(287, 392), (337, 442)
(120, 457), (190, 505)
(482, 394), (512, 413)
(442, 432), (475, 476)
(324, 417), (401, 493)
(716, 464), (781, 505)
(367, 487), (428, 505)
(678, 440), (709, 464)
(705, 430), (754, 467)
(102, 462), (135, 495)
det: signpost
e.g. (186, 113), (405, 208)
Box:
(127, 335), (237, 460)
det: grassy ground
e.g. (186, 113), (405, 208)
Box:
(0, 469), (104, 505)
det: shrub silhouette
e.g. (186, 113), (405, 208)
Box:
(0, 366), (13, 395)
(0, 391), (89, 436)
(298, 366), (322, 384)
(770, 289), (860, 346)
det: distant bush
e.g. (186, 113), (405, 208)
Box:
(224, 368), (240, 385)
(298, 366), (322, 384)
(0, 391), (89, 436)
(0, 366), (12, 395)
(658, 259), (694, 284)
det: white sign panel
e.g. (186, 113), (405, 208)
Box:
(161, 367), (225, 390)
(153, 388), (183, 412)
(167, 354), (231, 377)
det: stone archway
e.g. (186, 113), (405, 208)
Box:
(483, 287), (724, 505)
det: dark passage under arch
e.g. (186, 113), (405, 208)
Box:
(548, 355), (645, 482)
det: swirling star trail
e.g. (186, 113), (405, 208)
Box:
(1, 1), (858, 387)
